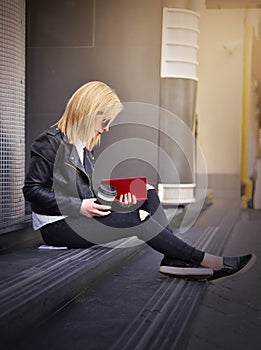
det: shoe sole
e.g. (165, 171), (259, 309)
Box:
(159, 266), (213, 279)
(209, 253), (257, 285)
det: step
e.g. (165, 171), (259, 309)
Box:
(0, 200), (241, 349)
(12, 215), (239, 350)
(110, 206), (241, 350)
(0, 236), (143, 346)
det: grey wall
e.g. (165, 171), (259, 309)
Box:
(26, 0), (162, 185)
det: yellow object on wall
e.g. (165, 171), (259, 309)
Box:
(241, 16), (253, 208)
(241, 9), (261, 208)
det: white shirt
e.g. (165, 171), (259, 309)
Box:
(32, 139), (86, 231)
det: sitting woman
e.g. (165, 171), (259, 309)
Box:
(23, 81), (256, 285)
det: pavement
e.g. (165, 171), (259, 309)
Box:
(183, 208), (261, 350)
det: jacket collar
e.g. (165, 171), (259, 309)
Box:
(56, 127), (93, 176)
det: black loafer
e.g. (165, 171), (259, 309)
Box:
(159, 257), (213, 279)
(208, 253), (256, 285)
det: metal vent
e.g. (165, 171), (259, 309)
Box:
(0, 0), (25, 228)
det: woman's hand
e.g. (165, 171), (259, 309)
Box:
(119, 193), (137, 208)
(80, 198), (111, 217)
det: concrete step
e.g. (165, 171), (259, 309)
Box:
(0, 237), (143, 347)
(0, 199), (241, 349)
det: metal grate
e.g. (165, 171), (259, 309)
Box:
(0, 0), (25, 228)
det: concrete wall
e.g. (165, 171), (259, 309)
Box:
(26, 1), (260, 199)
(26, 0), (162, 185)
(196, 9), (245, 176)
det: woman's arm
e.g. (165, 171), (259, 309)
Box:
(23, 152), (82, 216)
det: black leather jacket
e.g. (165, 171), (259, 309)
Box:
(23, 126), (95, 216)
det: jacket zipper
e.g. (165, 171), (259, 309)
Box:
(64, 161), (95, 197)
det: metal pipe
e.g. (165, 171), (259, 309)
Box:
(241, 12), (253, 208)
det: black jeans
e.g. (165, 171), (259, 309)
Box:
(40, 189), (204, 264)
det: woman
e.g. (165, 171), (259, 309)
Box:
(23, 81), (256, 284)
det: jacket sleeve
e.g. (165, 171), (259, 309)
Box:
(23, 132), (82, 216)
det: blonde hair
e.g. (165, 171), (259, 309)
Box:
(57, 81), (122, 150)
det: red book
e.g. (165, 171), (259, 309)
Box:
(101, 177), (147, 201)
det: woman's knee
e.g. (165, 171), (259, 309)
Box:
(139, 209), (150, 221)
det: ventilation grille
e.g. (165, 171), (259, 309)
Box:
(0, 0), (25, 228)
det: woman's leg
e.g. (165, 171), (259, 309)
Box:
(40, 205), (204, 265)
(40, 191), (256, 283)
(139, 190), (256, 282)
(65, 202), (206, 266)
(41, 189), (205, 264)
(139, 189), (171, 231)
(40, 219), (94, 248)
(40, 211), (142, 248)
(137, 189), (204, 264)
